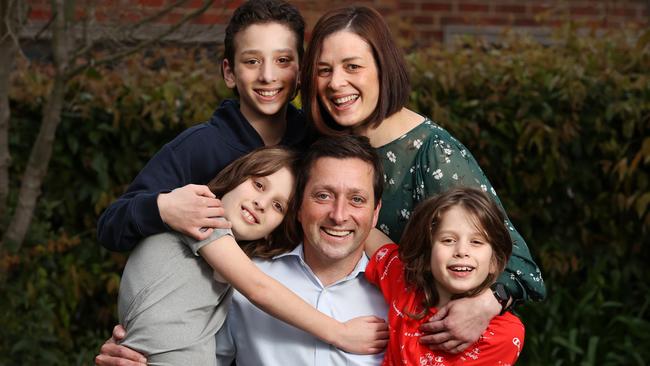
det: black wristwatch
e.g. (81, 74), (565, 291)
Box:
(490, 282), (511, 315)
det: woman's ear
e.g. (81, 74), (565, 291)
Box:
(222, 59), (237, 89)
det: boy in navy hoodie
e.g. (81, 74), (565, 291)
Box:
(97, 0), (306, 252)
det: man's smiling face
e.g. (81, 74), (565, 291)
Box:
(298, 157), (380, 267)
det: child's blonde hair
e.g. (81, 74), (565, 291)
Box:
(206, 146), (299, 258)
(398, 187), (512, 318)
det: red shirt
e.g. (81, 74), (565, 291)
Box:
(366, 244), (525, 366)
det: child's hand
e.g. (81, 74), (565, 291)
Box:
(335, 315), (389, 354)
(158, 184), (231, 239)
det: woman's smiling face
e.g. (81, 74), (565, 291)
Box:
(316, 30), (380, 129)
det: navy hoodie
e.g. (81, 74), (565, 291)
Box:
(97, 99), (307, 252)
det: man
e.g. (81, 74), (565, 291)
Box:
(96, 135), (389, 365)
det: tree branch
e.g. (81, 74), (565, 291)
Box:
(2, 0), (67, 248)
(67, 0), (214, 77)
(0, 0), (28, 231)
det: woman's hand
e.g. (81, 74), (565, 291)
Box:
(335, 315), (389, 354)
(418, 290), (500, 353)
(94, 325), (147, 366)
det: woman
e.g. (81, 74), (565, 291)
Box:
(301, 6), (545, 353)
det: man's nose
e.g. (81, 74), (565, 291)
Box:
(328, 198), (348, 224)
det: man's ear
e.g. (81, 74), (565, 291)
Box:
(222, 59), (236, 88)
(371, 199), (382, 228)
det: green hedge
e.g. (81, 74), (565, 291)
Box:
(1, 29), (648, 364)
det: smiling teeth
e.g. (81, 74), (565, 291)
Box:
(323, 228), (351, 237)
(333, 95), (358, 105)
(257, 89), (280, 97)
(450, 266), (473, 272)
(242, 208), (256, 223)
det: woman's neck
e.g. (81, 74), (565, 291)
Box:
(356, 107), (425, 148)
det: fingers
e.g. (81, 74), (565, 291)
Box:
(357, 315), (387, 323)
(96, 343), (147, 365)
(419, 331), (451, 346)
(95, 354), (147, 366)
(419, 319), (446, 335)
(432, 339), (465, 353)
(193, 184), (217, 199)
(450, 342), (471, 354)
(111, 325), (126, 342)
(427, 305), (449, 322)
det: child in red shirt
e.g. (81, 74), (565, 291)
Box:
(366, 187), (525, 365)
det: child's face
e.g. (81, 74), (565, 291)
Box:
(430, 206), (497, 305)
(220, 167), (295, 241)
(223, 22), (300, 124)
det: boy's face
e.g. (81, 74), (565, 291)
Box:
(223, 22), (300, 124)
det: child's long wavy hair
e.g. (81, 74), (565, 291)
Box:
(398, 187), (512, 319)
(206, 146), (299, 259)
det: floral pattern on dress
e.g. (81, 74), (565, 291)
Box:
(375, 119), (546, 302)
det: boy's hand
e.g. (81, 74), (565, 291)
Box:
(418, 290), (500, 353)
(94, 325), (147, 366)
(335, 316), (389, 355)
(158, 184), (231, 239)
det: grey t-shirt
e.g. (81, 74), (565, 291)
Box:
(118, 229), (233, 366)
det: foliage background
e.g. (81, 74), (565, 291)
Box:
(1, 28), (648, 365)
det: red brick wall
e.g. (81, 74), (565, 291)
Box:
(25, 0), (649, 47)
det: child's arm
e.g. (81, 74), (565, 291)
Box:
(365, 228), (394, 258)
(199, 236), (389, 355)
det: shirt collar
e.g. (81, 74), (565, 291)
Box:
(273, 243), (369, 281)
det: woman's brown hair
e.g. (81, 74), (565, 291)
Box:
(398, 187), (512, 318)
(206, 146), (299, 258)
(300, 6), (410, 137)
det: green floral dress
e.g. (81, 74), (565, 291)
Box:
(375, 119), (546, 302)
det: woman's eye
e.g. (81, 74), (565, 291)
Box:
(317, 67), (331, 76)
(254, 181), (264, 190)
(277, 56), (291, 64)
(346, 64), (361, 71)
(273, 202), (285, 213)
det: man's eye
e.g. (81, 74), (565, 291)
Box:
(244, 59), (260, 65)
(351, 196), (365, 204)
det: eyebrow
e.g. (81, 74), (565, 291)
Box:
(318, 56), (364, 65)
(239, 48), (295, 55)
(312, 184), (369, 197)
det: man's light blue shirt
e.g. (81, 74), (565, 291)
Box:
(215, 244), (388, 366)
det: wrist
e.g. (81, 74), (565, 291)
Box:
(330, 321), (346, 349)
(490, 282), (512, 315)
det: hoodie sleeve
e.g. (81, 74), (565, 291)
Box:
(97, 143), (193, 252)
